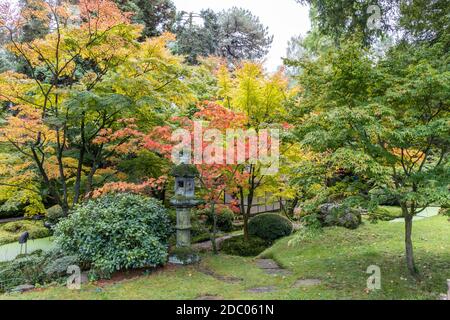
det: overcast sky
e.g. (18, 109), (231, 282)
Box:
(4, 0), (311, 71)
(173, 0), (311, 71)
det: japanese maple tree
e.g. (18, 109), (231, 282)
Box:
(0, 0), (192, 214)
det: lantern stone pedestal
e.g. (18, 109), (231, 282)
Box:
(168, 164), (202, 265)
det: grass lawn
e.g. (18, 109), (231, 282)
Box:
(2, 216), (449, 300)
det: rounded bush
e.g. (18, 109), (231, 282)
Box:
(46, 205), (65, 224)
(367, 207), (402, 222)
(248, 213), (293, 242)
(205, 206), (235, 232)
(221, 235), (269, 257)
(54, 193), (172, 276)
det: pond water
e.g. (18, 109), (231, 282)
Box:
(390, 207), (440, 223)
(0, 237), (55, 262)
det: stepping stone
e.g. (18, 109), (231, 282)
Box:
(255, 259), (292, 276)
(197, 266), (243, 283)
(293, 279), (322, 288)
(246, 286), (278, 293)
(195, 295), (223, 300)
(264, 268), (292, 276)
(256, 259), (280, 269)
(11, 284), (35, 293)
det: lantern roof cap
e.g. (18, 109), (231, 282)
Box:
(170, 164), (199, 178)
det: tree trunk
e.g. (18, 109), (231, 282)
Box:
(85, 145), (103, 198)
(73, 116), (86, 206)
(210, 202), (218, 254)
(243, 190), (254, 241)
(56, 128), (69, 213)
(244, 190), (253, 235)
(243, 215), (249, 240)
(404, 213), (419, 278)
(289, 197), (299, 217)
(30, 147), (65, 214)
(238, 187), (248, 240)
(280, 196), (299, 220)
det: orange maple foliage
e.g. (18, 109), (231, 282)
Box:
(91, 176), (168, 199)
(145, 102), (250, 207)
(79, 0), (132, 31)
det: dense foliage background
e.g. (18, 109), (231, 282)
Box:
(0, 0), (447, 281)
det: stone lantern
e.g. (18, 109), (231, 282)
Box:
(169, 163), (202, 264)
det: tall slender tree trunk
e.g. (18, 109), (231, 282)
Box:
(210, 202), (218, 255)
(404, 214), (418, 278)
(56, 142), (68, 212)
(244, 191), (254, 239)
(31, 147), (64, 212)
(85, 145), (103, 198)
(239, 165), (258, 241)
(73, 116), (86, 206)
(239, 187), (249, 240)
(240, 188), (254, 241)
(242, 217), (249, 240)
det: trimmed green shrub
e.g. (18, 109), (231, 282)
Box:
(221, 235), (269, 257)
(248, 213), (293, 242)
(54, 193), (172, 277)
(368, 206), (403, 222)
(0, 204), (24, 219)
(46, 205), (65, 224)
(205, 207), (235, 232)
